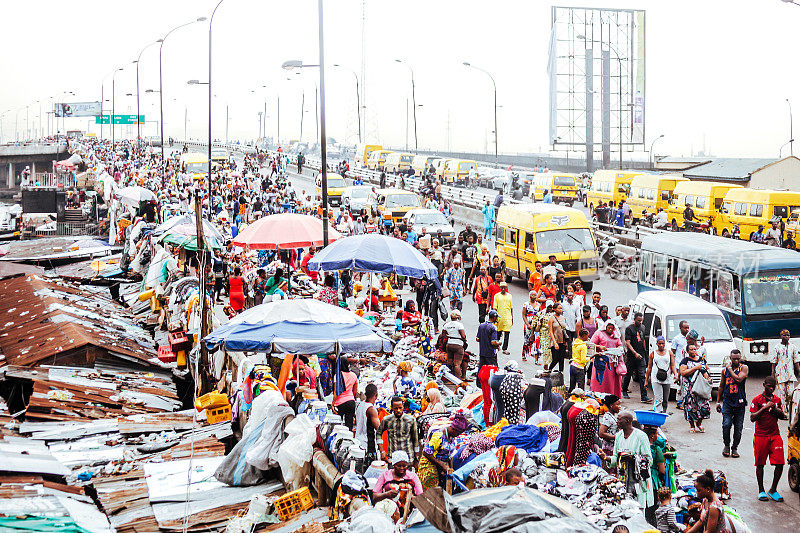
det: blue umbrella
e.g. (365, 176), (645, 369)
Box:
(307, 234), (438, 278)
(204, 298), (393, 354)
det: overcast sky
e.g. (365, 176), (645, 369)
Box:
(2, 0), (799, 160)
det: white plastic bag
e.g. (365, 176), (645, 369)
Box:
(275, 414), (317, 490)
(243, 390), (286, 439)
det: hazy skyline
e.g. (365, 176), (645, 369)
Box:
(2, 0), (798, 160)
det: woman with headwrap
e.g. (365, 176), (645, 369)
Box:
(597, 394), (622, 456)
(499, 361), (526, 424)
(418, 412), (470, 490)
(422, 387), (446, 415)
(569, 397), (604, 467)
(589, 321), (625, 397)
(558, 388), (585, 454)
(393, 361), (417, 397)
(488, 445), (518, 487)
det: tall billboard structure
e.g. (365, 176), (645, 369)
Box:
(548, 6), (646, 170)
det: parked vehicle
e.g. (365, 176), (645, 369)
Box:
(597, 236), (639, 282)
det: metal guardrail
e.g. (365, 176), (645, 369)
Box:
(28, 172), (71, 188)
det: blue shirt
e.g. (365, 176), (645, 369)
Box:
(406, 231), (418, 244)
(477, 321), (499, 361)
(543, 193), (553, 204)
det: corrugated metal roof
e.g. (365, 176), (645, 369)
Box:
(0, 275), (160, 368)
(682, 158), (777, 181)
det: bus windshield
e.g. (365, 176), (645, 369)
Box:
(187, 162), (209, 173)
(666, 315), (732, 342)
(535, 228), (595, 255)
(554, 175), (575, 187)
(743, 270), (800, 315)
(326, 178), (346, 189)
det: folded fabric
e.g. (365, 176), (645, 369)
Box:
(495, 424), (549, 453)
(452, 449), (498, 485)
(481, 418), (509, 441)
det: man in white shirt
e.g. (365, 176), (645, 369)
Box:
(765, 220), (782, 247)
(614, 305), (633, 345)
(653, 208), (669, 229)
(562, 286), (583, 332)
(542, 254), (565, 280)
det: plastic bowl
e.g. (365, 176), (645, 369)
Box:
(635, 410), (668, 427)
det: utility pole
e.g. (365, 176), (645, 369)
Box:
(225, 105), (229, 143)
(194, 194), (211, 395)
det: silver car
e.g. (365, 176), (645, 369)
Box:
(402, 208), (455, 246)
(341, 185), (373, 215)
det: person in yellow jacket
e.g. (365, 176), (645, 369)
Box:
(492, 282), (513, 355)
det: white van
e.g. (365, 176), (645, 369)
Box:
(629, 290), (736, 388)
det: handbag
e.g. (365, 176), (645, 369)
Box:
(438, 300), (449, 321)
(656, 368), (669, 382)
(616, 355), (628, 376)
(691, 367), (712, 400)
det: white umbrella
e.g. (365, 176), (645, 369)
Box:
(117, 186), (157, 208)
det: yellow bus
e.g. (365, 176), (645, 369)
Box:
(366, 150), (393, 171)
(315, 174), (348, 207)
(355, 143), (382, 168)
(667, 181), (742, 232)
(384, 152), (415, 174)
(433, 158), (454, 181)
(443, 159), (478, 185)
(717, 188), (800, 239)
(365, 188), (422, 226)
(627, 174), (687, 222)
(495, 203), (600, 288)
(179, 153), (210, 180)
(531, 173), (578, 205)
(586, 170), (642, 212)
(411, 155), (439, 177)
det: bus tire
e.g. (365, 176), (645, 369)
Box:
(789, 462), (800, 493)
(582, 281), (594, 291)
(721, 229), (730, 238)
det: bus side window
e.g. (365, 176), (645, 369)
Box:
(654, 254), (669, 288)
(749, 204), (763, 218)
(716, 199), (726, 211)
(734, 203), (747, 216)
(525, 232), (535, 252)
(496, 227), (506, 242)
(509, 230), (517, 245)
(639, 251), (652, 283)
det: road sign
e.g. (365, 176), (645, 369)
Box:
(95, 115), (145, 125)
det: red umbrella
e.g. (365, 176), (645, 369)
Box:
(232, 213), (341, 250)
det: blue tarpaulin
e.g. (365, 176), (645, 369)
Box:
(204, 299), (393, 354)
(308, 234), (438, 278)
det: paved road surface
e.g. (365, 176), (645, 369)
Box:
(270, 164), (799, 529)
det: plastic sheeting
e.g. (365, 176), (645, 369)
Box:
(409, 486), (601, 533)
(275, 414), (317, 490)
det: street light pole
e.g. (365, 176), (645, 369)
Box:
(787, 98), (794, 157)
(209, 1), (226, 200)
(463, 62), (498, 165)
(317, 0), (330, 245)
(395, 59), (418, 151)
(159, 18), (206, 168)
(333, 64), (361, 143)
(135, 41), (161, 156)
(112, 67), (123, 149)
(649, 134), (664, 169)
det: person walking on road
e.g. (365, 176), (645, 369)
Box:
(622, 312), (650, 402)
(522, 291), (539, 363)
(645, 336), (678, 414)
(492, 282), (513, 354)
(750, 375), (787, 502)
(442, 310), (468, 380)
(482, 202), (495, 239)
(476, 310), (501, 423)
(444, 258), (466, 312)
(679, 344), (711, 433)
(770, 329), (800, 408)
(548, 302), (568, 373)
(471, 266), (492, 324)
(716, 349), (748, 458)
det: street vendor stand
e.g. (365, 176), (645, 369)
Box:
(231, 213), (342, 292)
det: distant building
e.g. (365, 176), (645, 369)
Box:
(655, 156), (800, 189)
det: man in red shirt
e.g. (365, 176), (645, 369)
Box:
(300, 247), (318, 282)
(487, 272), (503, 308)
(749, 375), (787, 502)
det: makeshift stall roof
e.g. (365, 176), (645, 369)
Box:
(309, 233), (438, 278)
(204, 298), (393, 354)
(0, 275), (162, 369)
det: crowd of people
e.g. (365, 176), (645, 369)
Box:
(65, 136), (799, 531)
